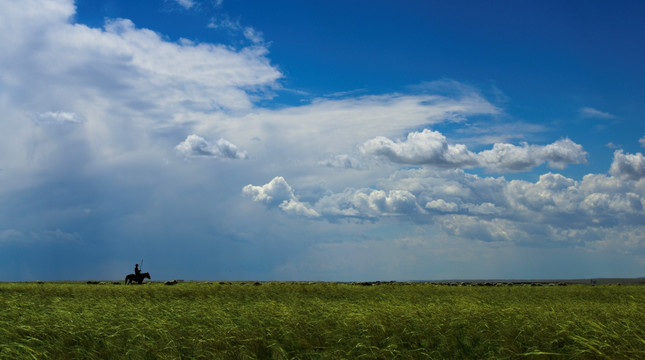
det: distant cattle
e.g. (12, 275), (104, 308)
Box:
(164, 280), (178, 285)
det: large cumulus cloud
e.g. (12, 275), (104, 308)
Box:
(244, 153), (645, 250)
(0, 0), (281, 194)
(0, 0), (280, 161)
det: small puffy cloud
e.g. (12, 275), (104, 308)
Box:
(34, 111), (85, 125)
(242, 176), (295, 206)
(360, 129), (478, 167)
(609, 150), (645, 180)
(478, 138), (587, 171)
(365, 189), (423, 215)
(639, 136), (645, 148)
(477, 143), (537, 171)
(243, 177), (319, 217)
(579, 107), (615, 119)
(175, 134), (247, 160)
(425, 199), (459, 213)
(539, 138), (588, 169)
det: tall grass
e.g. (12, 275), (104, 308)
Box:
(1, 282), (644, 359)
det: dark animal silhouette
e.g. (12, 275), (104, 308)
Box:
(125, 272), (150, 285)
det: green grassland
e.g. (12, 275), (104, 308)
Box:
(1, 282), (644, 359)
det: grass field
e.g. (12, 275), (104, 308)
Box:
(1, 281), (644, 359)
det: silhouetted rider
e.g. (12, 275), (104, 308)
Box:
(135, 264), (141, 276)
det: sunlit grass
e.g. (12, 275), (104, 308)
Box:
(1, 282), (644, 359)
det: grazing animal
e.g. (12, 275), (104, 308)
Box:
(125, 272), (151, 285)
(164, 280), (178, 285)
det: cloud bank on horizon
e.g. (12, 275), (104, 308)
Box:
(0, 0), (644, 281)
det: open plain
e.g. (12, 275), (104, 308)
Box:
(1, 281), (644, 359)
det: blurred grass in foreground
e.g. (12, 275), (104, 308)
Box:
(1, 282), (644, 359)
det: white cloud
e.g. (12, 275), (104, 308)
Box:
(539, 138), (589, 169)
(363, 189), (424, 215)
(478, 138), (587, 171)
(0, 0), (280, 192)
(194, 92), (500, 179)
(244, 166), (645, 249)
(175, 134), (247, 159)
(609, 150), (645, 180)
(242, 176), (319, 217)
(360, 129), (478, 167)
(0, 2), (281, 121)
(425, 199), (459, 213)
(316, 188), (426, 220)
(279, 199), (320, 218)
(242, 176), (295, 206)
(639, 136), (645, 147)
(245, 178), (426, 220)
(579, 107), (615, 119)
(362, 130), (587, 172)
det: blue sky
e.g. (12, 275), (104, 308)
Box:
(1, 0), (645, 281)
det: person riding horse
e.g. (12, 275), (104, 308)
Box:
(125, 263), (150, 284)
(125, 271), (150, 284)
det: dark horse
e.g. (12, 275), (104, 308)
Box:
(125, 272), (150, 285)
